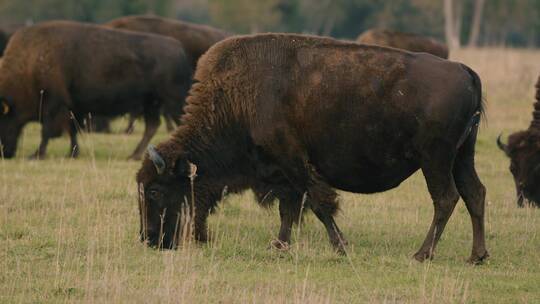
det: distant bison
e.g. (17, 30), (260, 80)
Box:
(497, 76), (540, 207)
(107, 15), (230, 69)
(106, 15), (231, 133)
(357, 29), (449, 59)
(136, 34), (488, 264)
(0, 21), (191, 160)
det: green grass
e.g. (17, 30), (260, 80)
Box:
(1, 48), (540, 303)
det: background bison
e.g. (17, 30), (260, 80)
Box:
(136, 34), (487, 264)
(104, 15), (230, 133)
(357, 29), (449, 59)
(497, 76), (540, 207)
(0, 21), (192, 159)
(106, 15), (231, 69)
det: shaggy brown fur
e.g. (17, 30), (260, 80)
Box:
(357, 29), (449, 59)
(0, 21), (192, 159)
(136, 33), (487, 263)
(498, 76), (540, 207)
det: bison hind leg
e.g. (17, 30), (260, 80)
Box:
(415, 143), (460, 262)
(453, 128), (488, 264)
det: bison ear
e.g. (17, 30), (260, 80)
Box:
(497, 134), (510, 156)
(174, 158), (198, 179)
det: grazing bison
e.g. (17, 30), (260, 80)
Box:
(106, 15), (231, 132)
(136, 34), (488, 263)
(497, 76), (540, 207)
(0, 21), (191, 160)
(357, 29), (449, 59)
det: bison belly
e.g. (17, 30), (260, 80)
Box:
(314, 147), (420, 194)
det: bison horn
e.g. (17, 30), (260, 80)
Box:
(1, 102), (8, 115)
(147, 145), (166, 175)
(496, 134), (509, 155)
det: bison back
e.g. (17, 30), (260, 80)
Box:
(191, 33), (478, 193)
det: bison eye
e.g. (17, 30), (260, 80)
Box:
(148, 189), (162, 201)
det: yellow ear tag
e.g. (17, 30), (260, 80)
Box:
(1, 102), (8, 115)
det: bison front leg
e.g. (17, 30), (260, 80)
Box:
(308, 186), (348, 255)
(129, 106), (160, 160)
(125, 114), (136, 134)
(254, 134), (347, 254)
(270, 193), (304, 251)
(30, 109), (69, 160)
(67, 118), (80, 158)
(414, 150), (460, 262)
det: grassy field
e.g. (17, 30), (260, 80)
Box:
(1, 48), (540, 303)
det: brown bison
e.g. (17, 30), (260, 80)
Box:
(357, 29), (449, 59)
(106, 15), (231, 69)
(105, 15), (231, 133)
(497, 76), (540, 207)
(0, 21), (191, 160)
(136, 34), (488, 264)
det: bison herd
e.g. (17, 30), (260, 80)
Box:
(0, 15), (538, 263)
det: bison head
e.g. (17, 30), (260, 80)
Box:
(497, 132), (540, 207)
(136, 145), (201, 249)
(0, 97), (23, 158)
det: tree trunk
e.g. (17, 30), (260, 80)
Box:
(322, 13), (336, 36)
(454, 0), (463, 43)
(467, 0), (486, 47)
(444, 0), (457, 49)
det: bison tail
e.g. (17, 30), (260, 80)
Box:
(463, 64), (485, 121)
(456, 64), (485, 148)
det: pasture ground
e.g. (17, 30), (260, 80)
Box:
(1, 48), (540, 303)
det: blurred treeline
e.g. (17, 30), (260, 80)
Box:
(0, 0), (538, 47)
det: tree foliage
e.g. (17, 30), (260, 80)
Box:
(0, 0), (537, 46)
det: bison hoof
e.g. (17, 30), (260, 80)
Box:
(269, 239), (290, 251)
(330, 236), (349, 255)
(467, 251), (489, 265)
(334, 246), (347, 256)
(68, 149), (80, 158)
(413, 251), (434, 262)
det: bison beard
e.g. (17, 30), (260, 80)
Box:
(136, 33), (488, 263)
